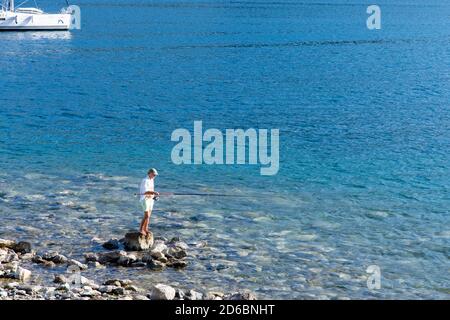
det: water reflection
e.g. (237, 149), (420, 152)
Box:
(0, 31), (72, 41)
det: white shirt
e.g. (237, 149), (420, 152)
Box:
(139, 176), (154, 201)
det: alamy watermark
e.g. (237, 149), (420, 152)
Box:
(366, 265), (381, 290)
(171, 121), (279, 176)
(366, 5), (381, 30)
(63, 5), (81, 30)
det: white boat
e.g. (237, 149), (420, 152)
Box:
(0, 0), (73, 30)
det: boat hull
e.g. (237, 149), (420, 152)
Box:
(0, 12), (71, 31)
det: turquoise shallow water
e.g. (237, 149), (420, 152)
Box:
(0, 0), (449, 298)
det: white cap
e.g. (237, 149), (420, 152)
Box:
(148, 168), (158, 175)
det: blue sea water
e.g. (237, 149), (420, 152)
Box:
(0, 0), (449, 298)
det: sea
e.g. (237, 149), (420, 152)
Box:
(0, 0), (449, 299)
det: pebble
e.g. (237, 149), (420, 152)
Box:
(149, 284), (176, 300)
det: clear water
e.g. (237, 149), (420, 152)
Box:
(1, 0), (449, 299)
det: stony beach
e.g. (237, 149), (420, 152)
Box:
(0, 235), (256, 300)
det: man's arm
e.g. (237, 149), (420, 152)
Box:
(144, 191), (160, 196)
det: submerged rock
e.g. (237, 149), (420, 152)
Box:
(68, 259), (88, 270)
(84, 252), (99, 263)
(124, 232), (154, 251)
(224, 291), (257, 300)
(149, 284), (176, 300)
(12, 242), (32, 254)
(97, 250), (128, 264)
(102, 239), (120, 250)
(42, 251), (68, 264)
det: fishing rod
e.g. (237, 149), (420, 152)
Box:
(134, 192), (251, 198)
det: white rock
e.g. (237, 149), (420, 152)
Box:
(151, 242), (167, 254)
(187, 289), (203, 300)
(68, 259), (88, 270)
(14, 266), (31, 281)
(150, 284), (176, 300)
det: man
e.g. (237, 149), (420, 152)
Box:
(139, 168), (159, 235)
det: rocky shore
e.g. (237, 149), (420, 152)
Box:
(0, 235), (256, 300)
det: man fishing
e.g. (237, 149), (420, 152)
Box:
(139, 168), (159, 235)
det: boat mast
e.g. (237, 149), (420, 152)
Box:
(10, 0), (14, 11)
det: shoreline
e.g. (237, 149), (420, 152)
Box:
(0, 236), (256, 300)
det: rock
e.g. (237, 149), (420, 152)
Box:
(12, 241), (32, 254)
(102, 239), (120, 250)
(173, 241), (189, 250)
(175, 289), (185, 300)
(13, 267), (32, 282)
(56, 283), (71, 291)
(133, 294), (150, 300)
(32, 255), (56, 268)
(0, 248), (18, 263)
(224, 291), (257, 300)
(150, 251), (165, 260)
(68, 259), (88, 270)
(0, 290), (7, 298)
(98, 285), (115, 294)
(124, 232), (154, 251)
(32, 255), (45, 263)
(97, 250), (127, 264)
(149, 284), (176, 300)
(151, 241), (167, 254)
(87, 261), (104, 269)
(167, 259), (187, 269)
(205, 291), (225, 300)
(167, 247), (187, 259)
(147, 259), (166, 271)
(186, 289), (203, 300)
(168, 237), (180, 243)
(0, 248), (7, 262)
(117, 253), (137, 266)
(19, 252), (35, 260)
(14, 290), (27, 296)
(5, 282), (20, 289)
(124, 285), (139, 292)
(42, 251), (68, 264)
(104, 280), (122, 287)
(84, 252), (99, 263)
(17, 284), (41, 294)
(81, 286), (100, 297)
(54, 275), (67, 284)
(43, 261), (56, 268)
(191, 240), (208, 248)
(104, 279), (132, 287)
(90, 237), (104, 244)
(80, 276), (96, 287)
(130, 261), (147, 267)
(0, 239), (15, 248)
(112, 287), (126, 295)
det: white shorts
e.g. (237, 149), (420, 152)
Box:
(140, 198), (154, 212)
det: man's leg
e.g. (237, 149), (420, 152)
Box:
(139, 211), (149, 235)
(143, 210), (152, 234)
